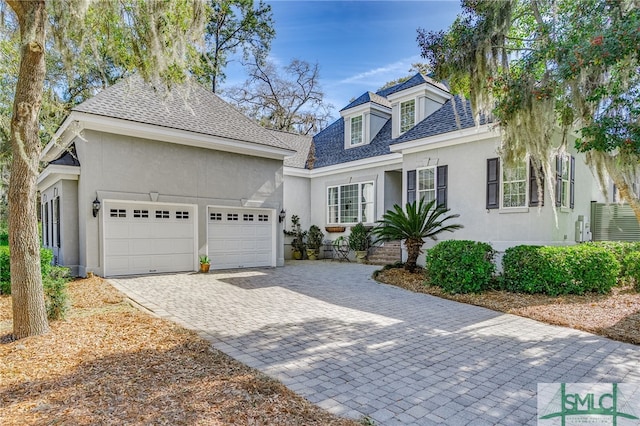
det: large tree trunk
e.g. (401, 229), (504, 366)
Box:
(8, 0), (49, 339)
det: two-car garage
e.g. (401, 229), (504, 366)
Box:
(103, 201), (275, 276)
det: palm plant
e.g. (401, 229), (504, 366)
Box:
(371, 199), (463, 272)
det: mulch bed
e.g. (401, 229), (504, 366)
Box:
(375, 268), (640, 345)
(0, 278), (359, 425)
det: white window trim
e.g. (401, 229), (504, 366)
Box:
(416, 166), (437, 203)
(399, 99), (416, 134)
(327, 181), (375, 225)
(350, 114), (364, 146)
(500, 158), (528, 209)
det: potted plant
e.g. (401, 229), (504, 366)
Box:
(284, 214), (307, 260)
(199, 255), (210, 273)
(348, 222), (370, 263)
(306, 225), (324, 260)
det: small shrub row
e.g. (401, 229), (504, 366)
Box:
(425, 240), (495, 294)
(501, 245), (618, 295)
(0, 247), (70, 320)
(423, 240), (632, 296)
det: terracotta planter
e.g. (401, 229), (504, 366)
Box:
(200, 263), (210, 273)
(325, 226), (346, 233)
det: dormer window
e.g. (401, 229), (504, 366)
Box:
(400, 99), (415, 133)
(350, 115), (363, 145)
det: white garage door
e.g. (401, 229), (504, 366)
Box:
(207, 207), (274, 270)
(104, 201), (196, 276)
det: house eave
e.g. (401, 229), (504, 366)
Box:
(307, 153), (403, 178)
(42, 112), (296, 163)
(37, 164), (81, 191)
(390, 124), (497, 154)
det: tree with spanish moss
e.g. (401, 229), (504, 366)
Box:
(4, 0), (206, 339)
(418, 0), (640, 221)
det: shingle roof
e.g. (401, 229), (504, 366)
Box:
(49, 144), (80, 166)
(393, 96), (484, 144)
(313, 118), (395, 168)
(268, 130), (313, 168)
(376, 73), (449, 97)
(73, 76), (288, 150)
(313, 96), (485, 168)
(340, 91), (392, 112)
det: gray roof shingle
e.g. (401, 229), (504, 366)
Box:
(73, 76), (289, 150)
(393, 96), (484, 144)
(340, 91), (392, 112)
(313, 96), (485, 168)
(268, 130), (313, 168)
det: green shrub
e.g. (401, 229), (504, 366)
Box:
(502, 244), (619, 295)
(586, 241), (640, 278)
(43, 266), (71, 320)
(622, 251), (640, 291)
(426, 240), (495, 294)
(0, 247), (55, 295)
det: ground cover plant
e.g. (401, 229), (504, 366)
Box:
(0, 277), (358, 425)
(375, 265), (640, 345)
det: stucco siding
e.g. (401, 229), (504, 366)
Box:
(401, 136), (596, 263)
(75, 130), (285, 276)
(283, 175), (311, 260)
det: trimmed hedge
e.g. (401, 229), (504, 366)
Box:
(502, 244), (619, 295)
(622, 251), (640, 291)
(426, 240), (495, 294)
(587, 241), (640, 279)
(0, 247), (55, 295)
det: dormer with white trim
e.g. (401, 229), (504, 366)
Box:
(387, 74), (451, 139)
(340, 91), (391, 149)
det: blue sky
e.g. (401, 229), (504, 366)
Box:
(224, 1), (462, 116)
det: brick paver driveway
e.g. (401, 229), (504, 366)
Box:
(110, 261), (640, 425)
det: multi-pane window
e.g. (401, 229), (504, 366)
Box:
(350, 115), (363, 146)
(110, 209), (126, 218)
(243, 214), (254, 221)
(176, 211), (189, 219)
(155, 210), (170, 219)
(327, 182), (374, 224)
(258, 214), (269, 222)
(502, 160), (527, 208)
(227, 213), (239, 221)
(400, 99), (415, 133)
(134, 209), (149, 218)
(417, 167), (436, 203)
(210, 212), (222, 221)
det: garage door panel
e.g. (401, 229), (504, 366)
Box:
(104, 202), (195, 276)
(207, 207), (273, 270)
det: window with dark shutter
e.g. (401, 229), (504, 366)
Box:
(486, 158), (500, 209)
(555, 155), (563, 207)
(436, 165), (448, 208)
(570, 155), (575, 209)
(407, 170), (416, 204)
(529, 160), (544, 207)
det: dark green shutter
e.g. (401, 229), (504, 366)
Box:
(570, 155), (575, 209)
(407, 170), (416, 204)
(486, 158), (500, 209)
(529, 160), (544, 207)
(555, 155), (563, 207)
(436, 165), (448, 208)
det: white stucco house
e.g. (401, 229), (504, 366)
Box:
(281, 73), (623, 261)
(38, 73), (636, 277)
(38, 77), (295, 277)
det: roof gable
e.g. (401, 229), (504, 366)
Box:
(73, 76), (288, 150)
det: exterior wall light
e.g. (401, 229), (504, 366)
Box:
(92, 197), (101, 217)
(279, 209), (286, 223)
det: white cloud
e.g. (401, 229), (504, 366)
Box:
(338, 56), (421, 85)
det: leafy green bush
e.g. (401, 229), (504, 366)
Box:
(425, 240), (495, 294)
(586, 241), (640, 278)
(502, 244), (619, 295)
(43, 266), (71, 320)
(622, 251), (640, 291)
(0, 247), (55, 295)
(348, 222), (370, 251)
